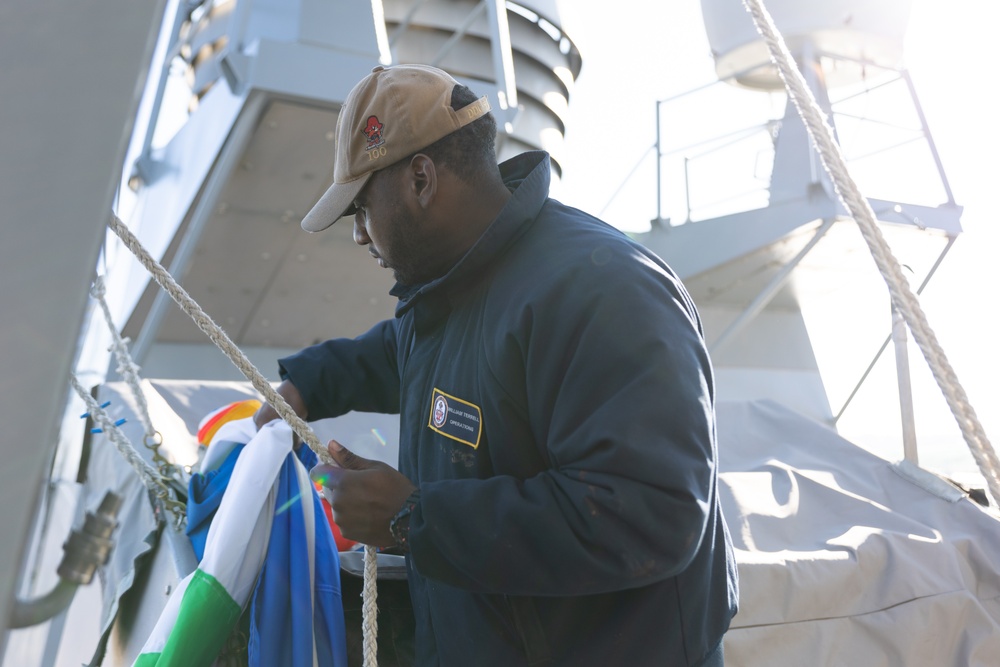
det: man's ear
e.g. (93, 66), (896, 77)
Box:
(409, 154), (437, 209)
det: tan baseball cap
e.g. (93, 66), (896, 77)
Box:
(301, 64), (492, 232)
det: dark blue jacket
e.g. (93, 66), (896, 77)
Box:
(280, 152), (738, 666)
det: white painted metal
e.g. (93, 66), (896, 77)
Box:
(0, 0), (168, 660)
(892, 306), (919, 463)
(643, 27), (961, 428)
(700, 0), (914, 89)
(119, 0), (582, 375)
(383, 0), (582, 173)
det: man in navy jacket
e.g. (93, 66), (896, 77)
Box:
(256, 63), (738, 666)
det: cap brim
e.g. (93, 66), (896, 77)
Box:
(301, 172), (372, 232)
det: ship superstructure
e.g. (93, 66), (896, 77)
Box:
(2, 0), (999, 665)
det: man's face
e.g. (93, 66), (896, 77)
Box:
(352, 165), (436, 286)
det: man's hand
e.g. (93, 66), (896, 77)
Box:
(253, 379), (307, 430)
(319, 438), (417, 548)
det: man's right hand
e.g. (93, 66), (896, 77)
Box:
(253, 379), (308, 431)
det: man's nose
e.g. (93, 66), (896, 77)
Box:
(353, 214), (370, 246)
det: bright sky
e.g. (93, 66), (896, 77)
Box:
(553, 0), (999, 485)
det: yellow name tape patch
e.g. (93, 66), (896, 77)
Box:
(428, 388), (483, 449)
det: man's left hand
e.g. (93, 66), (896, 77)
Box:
(320, 439), (417, 548)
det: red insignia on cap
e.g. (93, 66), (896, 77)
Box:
(362, 115), (385, 150)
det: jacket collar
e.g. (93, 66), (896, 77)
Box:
(391, 151), (551, 316)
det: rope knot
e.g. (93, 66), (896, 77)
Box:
(90, 276), (107, 300)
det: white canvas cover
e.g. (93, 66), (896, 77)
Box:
(717, 400), (1000, 666)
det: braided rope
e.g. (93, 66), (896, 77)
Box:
(107, 212), (380, 665)
(92, 276), (155, 438)
(363, 540), (379, 661)
(70, 373), (187, 528)
(108, 213), (328, 459)
(91, 276), (177, 477)
(743, 0), (1000, 506)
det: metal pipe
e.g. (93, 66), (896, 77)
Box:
(683, 157), (692, 224)
(654, 99), (663, 225)
(892, 306), (919, 463)
(8, 580), (79, 630)
(388, 0), (430, 46)
(842, 135), (924, 163)
(9, 491), (121, 629)
(834, 236), (956, 423)
(800, 40), (822, 185)
(430, 2), (487, 67)
(710, 217), (836, 355)
(830, 72), (903, 105)
(370, 0), (393, 65)
(830, 111), (920, 132)
(485, 0), (518, 112)
(902, 69), (957, 205)
(655, 60), (779, 105)
(599, 143), (655, 217)
(135, 0), (195, 175)
(679, 123), (773, 160)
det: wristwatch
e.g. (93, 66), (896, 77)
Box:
(389, 489), (421, 552)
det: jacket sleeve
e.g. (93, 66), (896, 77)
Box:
(408, 250), (719, 596)
(278, 318), (401, 420)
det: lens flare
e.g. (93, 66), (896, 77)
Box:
(275, 493), (302, 515)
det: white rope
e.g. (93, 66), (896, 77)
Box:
(108, 214), (327, 459)
(91, 276), (156, 439)
(91, 276), (177, 474)
(107, 212), (380, 666)
(742, 0), (1000, 507)
(363, 540), (379, 662)
(69, 373), (186, 528)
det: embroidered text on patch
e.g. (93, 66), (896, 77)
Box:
(428, 388), (483, 449)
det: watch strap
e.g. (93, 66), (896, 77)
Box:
(389, 488), (420, 552)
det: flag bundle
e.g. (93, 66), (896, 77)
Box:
(134, 411), (348, 666)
